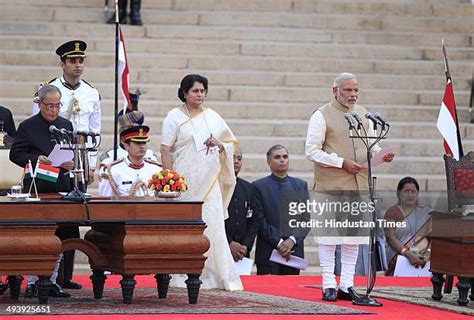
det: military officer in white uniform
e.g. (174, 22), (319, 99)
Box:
(99, 109), (156, 177)
(33, 40), (101, 179)
(99, 125), (161, 197)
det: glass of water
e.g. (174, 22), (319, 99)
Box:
(10, 185), (21, 197)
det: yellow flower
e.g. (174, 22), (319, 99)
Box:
(169, 180), (175, 185)
(167, 172), (174, 179)
(163, 185), (170, 192)
(157, 173), (164, 179)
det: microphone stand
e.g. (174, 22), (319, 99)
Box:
(345, 112), (390, 306)
(61, 133), (99, 212)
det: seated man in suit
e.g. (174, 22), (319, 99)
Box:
(252, 144), (310, 275)
(10, 84), (75, 298)
(225, 148), (257, 262)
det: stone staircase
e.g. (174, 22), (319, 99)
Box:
(1, 0), (473, 275)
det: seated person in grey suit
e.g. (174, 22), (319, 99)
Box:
(252, 144), (309, 275)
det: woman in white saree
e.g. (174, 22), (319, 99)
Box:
(160, 74), (243, 291)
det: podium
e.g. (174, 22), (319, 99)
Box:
(430, 211), (474, 306)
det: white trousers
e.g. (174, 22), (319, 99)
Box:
(319, 244), (358, 292)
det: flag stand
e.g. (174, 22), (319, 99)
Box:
(113, 0), (119, 161)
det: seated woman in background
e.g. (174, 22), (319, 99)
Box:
(384, 176), (432, 276)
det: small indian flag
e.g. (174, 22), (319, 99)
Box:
(35, 163), (60, 183)
(23, 162), (35, 179)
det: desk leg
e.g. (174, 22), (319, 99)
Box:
(90, 270), (107, 299)
(155, 274), (171, 299)
(37, 276), (52, 305)
(185, 274), (202, 304)
(457, 277), (470, 306)
(431, 273), (445, 301)
(120, 274), (136, 304)
(7, 276), (23, 300)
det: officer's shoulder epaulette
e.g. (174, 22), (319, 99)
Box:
(108, 157), (125, 170)
(144, 159), (162, 167)
(82, 79), (95, 88)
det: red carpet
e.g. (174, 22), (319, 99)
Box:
(0, 275), (471, 320)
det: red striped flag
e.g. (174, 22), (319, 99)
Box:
(118, 26), (131, 111)
(436, 78), (463, 160)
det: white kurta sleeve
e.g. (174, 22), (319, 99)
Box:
(161, 112), (179, 147)
(305, 110), (344, 168)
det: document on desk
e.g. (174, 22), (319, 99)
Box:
(235, 257), (253, 275)
(362, 146), (399, 168)
(394, 255), (431, 277)
(48, 144), (74, 167)
(269, 249), (308, 270)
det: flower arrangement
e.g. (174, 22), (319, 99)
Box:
(148, 169), (187, 193)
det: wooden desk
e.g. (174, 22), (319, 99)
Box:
(430, 211), (474, 306)
(0, 197), (208, 305)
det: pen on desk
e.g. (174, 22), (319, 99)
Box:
(206, 133), (213, 155)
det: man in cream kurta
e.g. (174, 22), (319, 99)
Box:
(305, 73), (394, 306)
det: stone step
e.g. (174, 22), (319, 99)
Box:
(5, 97), (473, 123)
(2, 5), (473, 33)
(0, 65), (471, 92)
(1, 20), (473, 50)
(1, 48), (472, 77)
(2, 35), (473, 61)
(1, 81), (470, 107)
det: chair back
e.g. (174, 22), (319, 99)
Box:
(444, 151), (474, 211)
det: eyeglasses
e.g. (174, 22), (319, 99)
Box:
(40, 101), (62, 110)
(234, 155), (242, 161)
(401, 189), (418, 195)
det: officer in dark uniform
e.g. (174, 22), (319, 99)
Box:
(225, 148), (257, 261)
(107, 0), (143, 25)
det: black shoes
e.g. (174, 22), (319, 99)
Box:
(62, 280), (82, 290)
(24, 284), (37, 298)
(337, 287), (383, 307)
(322, 288), (337, 301)
(49, 284), (71, 298)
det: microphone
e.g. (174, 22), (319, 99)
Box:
(49, 125), (72, 135)
(344, 113), (355, 135)
(365, 112), (381, 130)
(351, 112), (363, 133)
(373, 112), (389, 129)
